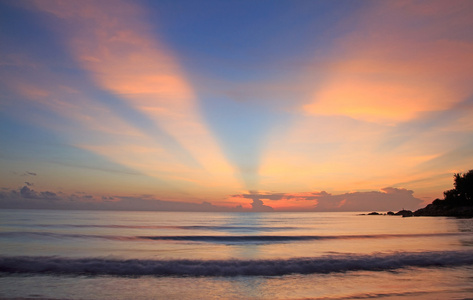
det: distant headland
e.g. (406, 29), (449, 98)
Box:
(366, 170), (473, 218)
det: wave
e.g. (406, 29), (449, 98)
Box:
(0, 231), (468, 244)
(138, 232), (468, 243)
(141, 235), (322, 242)
(1, 250), (472, 277)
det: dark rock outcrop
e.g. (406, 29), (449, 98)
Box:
(414, 201), (473, 218)
(395, 209), (414, 217)
(413, 170), (473, 218)
(364, 170), (473, 218)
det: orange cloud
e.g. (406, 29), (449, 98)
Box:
(5, 77), (142, 139)
(32, 0), (239, 191)
(305, 0), (473, 124)
(259, 108), (463, 198)
(256, 0), (473, 200)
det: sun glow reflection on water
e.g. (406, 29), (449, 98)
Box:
(0, 210), (472, 299)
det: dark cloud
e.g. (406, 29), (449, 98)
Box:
(22, 172), (37, 176)
(232, 188), (422, 212)
(19, 186), (37, 198)
(250, 199), (274, 212)
(0, 186), (421, 212)
(0, 186), (59, 209)
(24, 182), (34, 186)
(310, 188), (422, 212)
(0, 186), (243, 212)
(40, 191), (57, 198)
(19, 186), (58, 200)
(231, 192), (275, 212)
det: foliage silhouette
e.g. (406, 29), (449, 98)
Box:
(414, 169), (473, 217)
(442, 170), (473, 205)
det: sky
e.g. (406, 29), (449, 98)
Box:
(1, 0), (473, 212)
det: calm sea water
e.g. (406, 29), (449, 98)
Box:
(0, 209), (472, 299)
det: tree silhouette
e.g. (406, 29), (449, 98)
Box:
(414, 169), (473, 217)
(443, 170), (473, 205)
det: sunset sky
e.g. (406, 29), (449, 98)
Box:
(1, 0), (472, 211)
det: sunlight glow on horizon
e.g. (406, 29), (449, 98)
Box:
(1, 0), (472, 211)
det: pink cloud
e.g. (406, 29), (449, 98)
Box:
(305, 0), (473, 124)
(26, 0), (239, 192)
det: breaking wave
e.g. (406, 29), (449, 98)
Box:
(138, 232), (466, 243)
(1, 250), (472, 277)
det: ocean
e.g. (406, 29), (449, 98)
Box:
(0, 209), (472, 299)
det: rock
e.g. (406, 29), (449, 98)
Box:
(395, 210), (414, 217)
(412, 170), (473, 218)
(386, 211), (395, 215)
(414, 203), (473, 218)
(367, 212), (380, 215)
